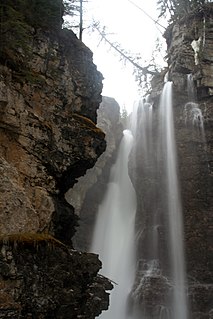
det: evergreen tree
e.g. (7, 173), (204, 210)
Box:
(24, 0), (63, 30)
(157, 0), (207, 20)
(0, 0), (68, 67)
(63, 0), (87, 40)
(0, 0), (31, 65)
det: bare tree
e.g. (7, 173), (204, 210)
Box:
(63, 0), (86, 40)
(79, 0), (83, 40)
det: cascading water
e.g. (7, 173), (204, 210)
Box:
(128, 85), (188, 319)
(91, 129), (137, 319)
(91, 82), (188, 319)
(184, 74), (205, 139)
(159, 82), (188, 319)
(187, 73), (196, 101)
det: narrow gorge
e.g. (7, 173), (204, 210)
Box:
(70, 3), (213, 319)
(0, 1), (212, 319)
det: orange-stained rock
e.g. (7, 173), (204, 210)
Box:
(0, 27), (105, 243)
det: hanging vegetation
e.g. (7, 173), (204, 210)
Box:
(157, 0), (209, 21)
(0, 0), (64, 68)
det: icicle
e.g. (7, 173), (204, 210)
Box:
(191, 37), (201, 65)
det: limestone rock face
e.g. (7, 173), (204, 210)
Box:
(165, 4), (213, 97)
(0, 20), (111, 319)
(174, 97), (213, 318)
(129, 4), (213, 318)
(67, 96), (123, 251)
(164, 8), (213, 310)
(0, 29), (105, 240)
(0, 157), (41, 234)
(0, 237), (113, 319)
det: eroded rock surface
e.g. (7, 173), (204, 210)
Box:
(0, 236), (112, 319)
(67, 96), (123, 251)
(0, 4), (111, 317)
(129, 4), (213, 318)
(0, 28), (105, 240)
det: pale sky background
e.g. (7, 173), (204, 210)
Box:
(67, 0), (169, 112)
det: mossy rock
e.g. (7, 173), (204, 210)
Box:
(73, 113), (105, 138)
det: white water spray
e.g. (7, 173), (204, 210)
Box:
(184, 74), (206, 141)
(91, 85), (188, 318)
(159, 82), (188, 319)
(187, 74), (196, 101)
(91, 130), (137, 319)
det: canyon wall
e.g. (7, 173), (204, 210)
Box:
(67, 96), (123, 251)
(70, 5), (213, 318)
(129, 4), (213, 318)
(167, 6), (213, 317)
(0, 3), (112, 317)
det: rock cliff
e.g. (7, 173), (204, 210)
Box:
(0, 234), (112, 319)
(0, 2), (112, 317)
(0, 29), (105, 240)
(67, 96), (123, 251)
(166, 6), (213, 317)
(129, 4), (213, 318)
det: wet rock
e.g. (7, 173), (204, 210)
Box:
(0, 237), (113, 319)
(0, 27), (105, 240)
(129, 4), (213, 318)
(0, 5), (111, 318)
(67, 96), (123, 251)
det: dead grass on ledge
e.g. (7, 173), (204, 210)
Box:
(0, 232), (67, 249)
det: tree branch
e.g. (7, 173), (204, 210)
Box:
(127, 0), (166, 31)
(93, 24), (158, 76)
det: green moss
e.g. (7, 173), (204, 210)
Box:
(73, 113), (105, 138)
(0, 0), (63, 71)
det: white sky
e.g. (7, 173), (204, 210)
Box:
(71, 0), (168, 112)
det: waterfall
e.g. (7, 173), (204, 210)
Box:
(159, 82), (188, 319)
(187, 73), (196, 101)
(184, 74), (206, 142)
(128, 90), (188, 318)
(91, 129), (137, 319)
(90, 83), (188, 319)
